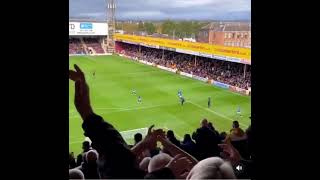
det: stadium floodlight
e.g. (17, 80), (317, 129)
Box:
(106, 0), (116, 52)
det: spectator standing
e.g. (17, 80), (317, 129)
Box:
(181, 134), (196, 157)
(192, 119), (221, 160)
(166, 130), (181, 148)
(228, 121), (247, 141)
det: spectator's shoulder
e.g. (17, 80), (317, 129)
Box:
(82, 113), (105, 129)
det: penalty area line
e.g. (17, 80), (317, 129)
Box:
(188, 100), (249, 127)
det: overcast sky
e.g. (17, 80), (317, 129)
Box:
(69, 0), (251, 21)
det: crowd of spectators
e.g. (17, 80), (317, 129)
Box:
(117, 42), (251, 90)
(69, 37), (105, 54)
(83, 38), (105, 54)
(69, 64), (253, 179)
(69, 38), (86, 54)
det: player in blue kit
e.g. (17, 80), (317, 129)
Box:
(236, 106), (242, 119)
(180, 96), (185, 106)
(237, 106), (241, 114)
(178, 89), (182, 98)
(208, 97), (211, 108)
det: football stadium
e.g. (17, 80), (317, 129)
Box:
(69, 0), (251, 179)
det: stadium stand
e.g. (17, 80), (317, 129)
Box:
(69, 38), (86, 54)
(83, 37), (105, 54)
(69, 37), (106, 55)
(69, 64), (252, 179)
(116, 42), (251, 90)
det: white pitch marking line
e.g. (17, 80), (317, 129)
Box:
(69, 116), (80, 119)
(128, 56), (250, 98)
(69, 128), (148, 144)
(120, 127), (148, 134)
(95, 107), (127, 110)
(95, 103), (176, 115)
(105, 70), (158, 77)
(188, 100), (249, 127)
(70, 103), (177, 119)
(69, 107), (128, 118)
(70, 101), (249, 126)
(69, 141), (83, 145)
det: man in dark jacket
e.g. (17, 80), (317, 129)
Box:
(181, 134), (196, 157)
(166, 130), (181, 148)
(192, 119), (221, 160)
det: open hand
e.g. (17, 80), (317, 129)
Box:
(69, 64), (92, 120)
(69, 64), (85, 82)
(144, 125), (165, 150)
(166, 154), (194, 179)
(218, 141), (241, 166)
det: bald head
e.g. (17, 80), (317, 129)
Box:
(69, 169), (84, 179)
(85, 150), (99, 163)
(148, 153), (173, 173)
(139, 157), (151, 172)
(187, 157), (236, 179)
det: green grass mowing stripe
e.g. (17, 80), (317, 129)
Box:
(188, 100), (249, 127)
(69, 128), (148, 146)
(69, 55), (251, 155)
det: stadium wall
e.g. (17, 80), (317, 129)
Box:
(117, 53), (250, 96)
(69, 53), (112, 57)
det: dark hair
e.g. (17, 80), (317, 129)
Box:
(69, 152), (74, 159)
(82, 141), (90, 152)
(183, 134), (192, 144)
(192, 132), (197, 141)
(134, 133), (143, 144)
(166, 130), (175, 138)
(220, 132), (227, 139)
(232, 121), (239, 128)
(208, 122), (215, 131)
(150, 148), (160, 157)
(167, 130), (180, 147)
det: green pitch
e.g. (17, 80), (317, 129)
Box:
(69, 55), (251, 155)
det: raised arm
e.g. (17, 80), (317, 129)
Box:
(158, 135), (198, 165)
(69, 64), (128, 148)
(69, 64), (93, 120)
(131, 125), (166, 163)
(131, 125), (156, 156)
(69, 64), (143, 178)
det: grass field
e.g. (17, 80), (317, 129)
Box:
(69, 55), (251, 155)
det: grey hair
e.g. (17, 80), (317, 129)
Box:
(187, 157), (236, 179)
(69, 168), (85, 179)
(148, 153), (173, 173)
(139, 157), (152, 172)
